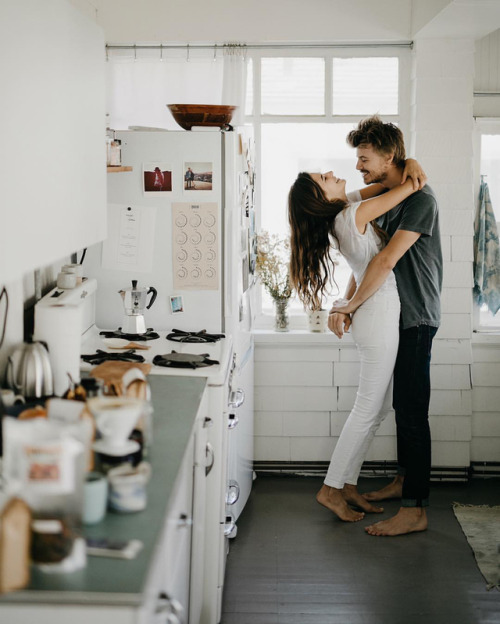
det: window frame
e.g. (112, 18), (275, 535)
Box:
(473, 118), (500, 333)
(245, 46), (412, 329)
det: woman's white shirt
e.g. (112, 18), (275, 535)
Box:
(332, 191), (397, 292)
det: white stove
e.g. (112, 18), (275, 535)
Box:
(80, 324), (233, 386)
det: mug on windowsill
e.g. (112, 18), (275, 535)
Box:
(307, 309), (329, 333)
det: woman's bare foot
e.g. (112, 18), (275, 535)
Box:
(365, 507), (428, 536)
(316, 484), (365, 522)
(362, 476), (403, 502)
(342, 484), (384, 513)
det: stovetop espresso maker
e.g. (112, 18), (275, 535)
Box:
(119, 280), (157, 335)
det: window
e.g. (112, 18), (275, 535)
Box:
(246, 48), (410, 325)
(474, 123), (500, 331)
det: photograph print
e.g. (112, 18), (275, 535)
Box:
(184, 162), (213, 191)
(143, 162), (172, 194)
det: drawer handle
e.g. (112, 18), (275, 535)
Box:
(203, 416), (213, 428)
(226, 479), (240, 505)
(227, 413), (239, 429)
(228, 388), (245, 408)
(205, 442), (215, 476)
(224, 513), (237, 538)
(156, 592), (185, 624)
(177, 513), (193, 529)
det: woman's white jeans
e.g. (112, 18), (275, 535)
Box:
(324, 287), (400, 489)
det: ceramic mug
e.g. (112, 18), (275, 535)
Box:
(83, 471), (108, 525)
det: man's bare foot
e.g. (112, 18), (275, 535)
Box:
(342, 484), (384, 513)
(365, 507), (428, 536)
(362, 476), (403, 502)
(316, 484), (365, 522)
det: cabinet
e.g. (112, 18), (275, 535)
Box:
(0, 377), (209, 624)
(0, 0), (106, 286)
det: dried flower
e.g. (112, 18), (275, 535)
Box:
(256, 231), (293, 301)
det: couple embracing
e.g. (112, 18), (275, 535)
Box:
(288, 116), (443, 537)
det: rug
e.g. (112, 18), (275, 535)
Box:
(453, 503), (500, 590)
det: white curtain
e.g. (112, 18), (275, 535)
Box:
(106, 45), (247, 130)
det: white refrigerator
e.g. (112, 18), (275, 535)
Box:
(84, 127), (256, 517)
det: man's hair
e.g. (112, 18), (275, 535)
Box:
(347, 115), (406, 166)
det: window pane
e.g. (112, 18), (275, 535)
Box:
(261, 123), (364, 307)
(478, 134), (500, 326)
(332, 57), (399, 115)
(480, 135), (500, 221)
(261, 58), (325, 115)
(245, 58), (253, 116)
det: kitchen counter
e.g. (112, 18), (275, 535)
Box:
(0, 375), (207, 607)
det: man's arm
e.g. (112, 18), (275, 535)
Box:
(330, 229), (421, 316)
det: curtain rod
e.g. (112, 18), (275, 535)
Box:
(106, 41), (413, 51)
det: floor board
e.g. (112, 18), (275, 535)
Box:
(221, 475), (500, 624)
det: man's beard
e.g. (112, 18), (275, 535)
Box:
(362, 169), (387, 185)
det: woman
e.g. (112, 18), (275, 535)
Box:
(288, 167), (423, 522)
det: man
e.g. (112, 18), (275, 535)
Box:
(330, 116), (443, 536)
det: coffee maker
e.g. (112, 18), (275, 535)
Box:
(119, 280), (157, 335)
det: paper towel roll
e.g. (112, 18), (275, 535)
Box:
(34, 304), (84, 397)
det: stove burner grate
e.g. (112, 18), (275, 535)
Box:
(153, 351), (219, 369)
(166, 329), (225, 344)
(81, 349), (146, 366)
(99, 329), (160, 342)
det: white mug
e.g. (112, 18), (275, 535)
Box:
(1, 389), (25, 407)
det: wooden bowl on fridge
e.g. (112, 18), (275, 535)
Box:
(167, 104), (237, 130)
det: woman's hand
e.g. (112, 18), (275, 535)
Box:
(402, 158), (427, 190)
(328, 311), (351, 338)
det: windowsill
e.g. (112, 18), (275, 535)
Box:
(253, 328), (355, 345)
(472, 331), (500, 344)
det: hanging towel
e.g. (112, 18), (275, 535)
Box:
(473, 180), (500, 316)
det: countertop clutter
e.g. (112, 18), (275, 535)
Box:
(0, 375), (207, 621)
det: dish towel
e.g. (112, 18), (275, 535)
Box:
(473, 180), (500, 315)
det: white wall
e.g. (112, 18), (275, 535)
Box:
(88, 0), (414, 44)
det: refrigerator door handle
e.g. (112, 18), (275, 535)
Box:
(228, 388), (245, 409)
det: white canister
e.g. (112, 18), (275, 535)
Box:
(307, 309), (329, 333)
(108, 462), (151, 513)
(61, 264), (83, 285)
(57, 272), (77, 290)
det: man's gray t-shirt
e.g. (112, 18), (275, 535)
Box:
(378, 184), (443, 330)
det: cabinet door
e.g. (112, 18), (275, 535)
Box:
(0, 1), (106, 285)
(156, 436), (195, 624)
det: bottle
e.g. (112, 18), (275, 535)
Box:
(109, 131), (122, 167)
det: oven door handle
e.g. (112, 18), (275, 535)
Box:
(228, 388), (245, 409)
(205, 442), (215, 476)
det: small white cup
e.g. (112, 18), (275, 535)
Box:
(83, 472), (108, 525)
(1, 388), (25, 407)
(307, 309), (329, 333)
(57, 271), (77, 289)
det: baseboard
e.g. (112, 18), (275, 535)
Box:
(253, 460), (471, 482)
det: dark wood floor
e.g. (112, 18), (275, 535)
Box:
(221, 475), (500, 624)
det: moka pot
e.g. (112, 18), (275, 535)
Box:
(118, 280), (158, 335)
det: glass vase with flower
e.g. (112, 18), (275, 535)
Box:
(256, 231), (293, 332)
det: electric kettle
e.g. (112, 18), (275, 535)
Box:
(118, 280), (157, 335)
(6, 339), (54, 399)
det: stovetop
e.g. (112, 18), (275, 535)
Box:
(80, 325), (233, 384)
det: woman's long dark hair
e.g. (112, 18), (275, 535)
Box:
(288, 173), (346, 311)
